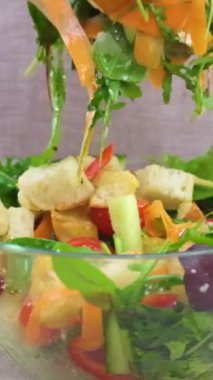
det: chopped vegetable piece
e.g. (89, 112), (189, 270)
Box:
(68, 341), (136, 380)
(143, 200), (191, 241)
(108, 194), (143, 253)
(73, 302), (104, 351)
(34, 213), (53, 239)
(134, 32), (164, 69)
(31, 0), (96, 88)
(85, 144), (114, 181)
(68, 237), (104, 252)
(141, 292), (178, 308)
(90, 207), (114, 237)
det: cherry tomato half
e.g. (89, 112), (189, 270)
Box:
(90, 207), (114, 237)
(142, 293), (178, 308)
(68, 339), (137, 380)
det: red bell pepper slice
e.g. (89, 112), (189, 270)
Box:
(68, 339), (137, 380)
(137, 199), (149, 227)
(68, 237), (104, 252)
(85, 144), (114, 181)
(142, 293), (178, 308)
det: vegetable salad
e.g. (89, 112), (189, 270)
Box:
(0, 146), (213, 380)
(26, 0), (213, 167)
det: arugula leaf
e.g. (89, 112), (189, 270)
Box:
(161, 147), (213, 200)
(30, 43), (66, 166)
(121, 305), (213, 380)
(164, 54), (213, 116)
(162, 73), (172, 104)
(148, 3), (178, 41)
(93, 28), (147, 82)
(70, 0), (98, 23)
(28, 2), (59, 47)
(165, 340), (188, 360)
(0, 158), (30, 207)
(52, 255), (119, 309)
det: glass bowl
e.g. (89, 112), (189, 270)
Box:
(0, 244), (213, 380)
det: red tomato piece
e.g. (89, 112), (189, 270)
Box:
(68, 237), (104, 252)
(90, 207), (114, 237)
(19, 301), (33, 327)
(68, 339), (137, 380)
(85, 144), (114, 181)
(207, 218), (213, 227)
(142, 293), (178, 308)
(137, 199), (150, 227)
(19, 301), (60, 346)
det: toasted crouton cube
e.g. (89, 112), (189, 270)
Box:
(18, 157), (94, 212)
(7, 207), (34, 240)
(135, 165), (194, 210)
(177, 201), (206, 222)
(0, 200), (9, 237)
(90, 171), (139, 207)
(29, 256), (63, 299)
(52, 206), (98, 242)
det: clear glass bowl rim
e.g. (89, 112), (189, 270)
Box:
(0, 242), (213, 260)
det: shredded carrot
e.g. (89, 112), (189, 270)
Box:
(31, 0), (96, 88)
(143, 200), (192, 242)
(134, 31), (164, 69)
(34, 213), (53, 239)
(148, 64), (166, 88)
(163, 2), (189, 32)
(117, 9), (160, 37)
(185, 0), (208, 55)
(74, 301), (104, 352)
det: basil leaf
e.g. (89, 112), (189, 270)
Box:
(52, 255), (118, 309)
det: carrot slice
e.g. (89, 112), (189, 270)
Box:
(74, 302), (104, 352)
(83, 15), (105, 39)
(90, 0), (134, 15)
(185, 0), (208, 55)
(31, 0), (95, 88)
(134, 31), (164, 69)
(148, 64), (166, 88)
(34, 213), (53, 239)
(143, 200), (192, 242)
(117, 9), (160, 37)
(163, 3), (189, 32)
